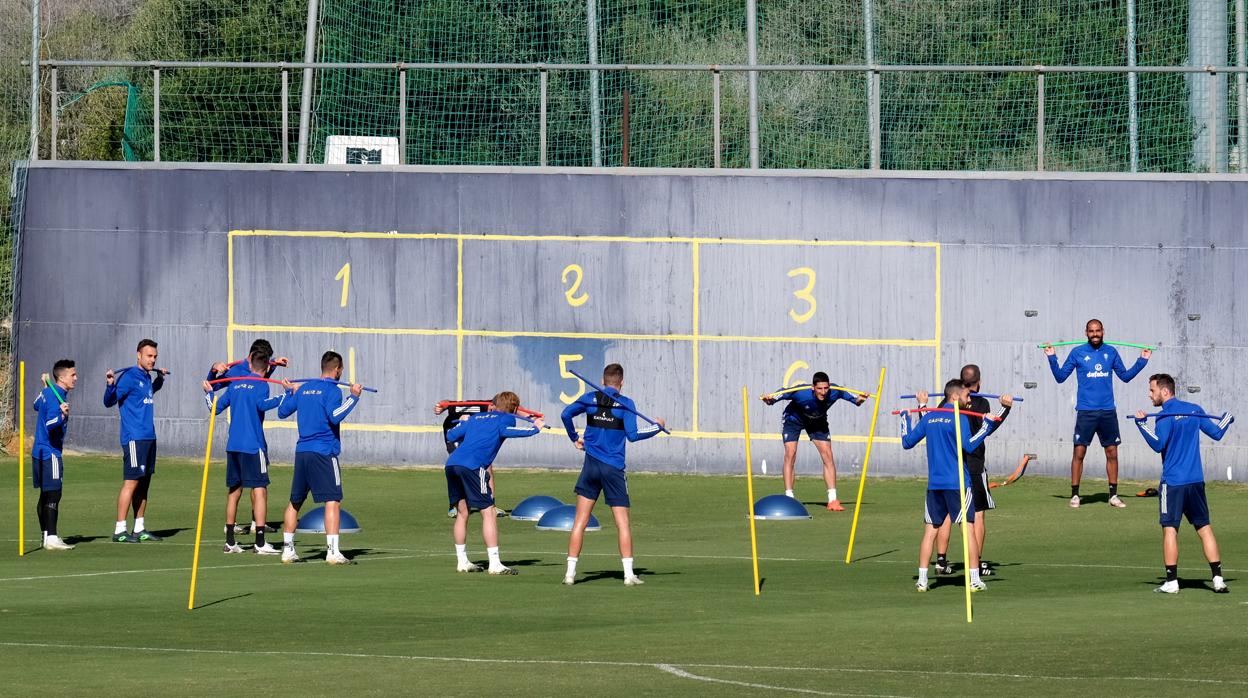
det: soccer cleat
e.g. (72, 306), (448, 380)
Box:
(970, 580), (987, 592)
(1212, 576), (1229, 593)
(232, 524), (249, 534)
(447, 507), (458, 518)
(43, 535), (75, 551)
(112, 531), (139, 543)
(457, 561), (483, 573)
(826, 500), (845, 512)
(223, 542), (244, 554)
(488, 566), (518, 576)
(562, 575), (576, 586)
(325, 551), (353, 565)
(1069, 495), (1081, 508)
(979, 562), (994, 577)
(915, 580), (929, 592)
(281, 546), (300, 564)
(137, 530), (163, 542)
(1155, 579), (1180, 594)
(934, 561), (953, 575)
(254, 543), (280, 556)
(1108, 495), (1127, 509)
(624, 574), (645, 587)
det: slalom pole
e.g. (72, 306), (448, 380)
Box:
(742, 386), (761, 596)
(954, 402), (973, 623)
(845, 367), (886, 564)
(188, 393), (219, 610)
(18, 361), (25, 556)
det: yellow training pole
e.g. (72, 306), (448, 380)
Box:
(742, 386), (761, 596)
(187, 394), (219, 610)
(845, 366), (886, 564)
(954, 402), (973, 623)
(18, 361), (25, 556)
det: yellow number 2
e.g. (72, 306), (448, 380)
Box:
(334, 262), (351, 308)
(562, 264), (589, 307)
(787, 267), (816, 324)
(559, 354), (586, 404)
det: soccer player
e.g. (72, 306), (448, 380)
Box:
(1132, 373), (1233, 594)
(32, 360), (77, 551)
(103, 339), (167, 543)
(559, 363), (664, 586)
(444, 391), (543, 575)
(1044, 319), (1150, 508)
(435, 399), (492, 518)
(933, 364), (1012, 577)
(201, 350), (294, 554)
(760, 371), (866, 511)
(276, 350), (362, 565)
(901, 380), (1011, 592)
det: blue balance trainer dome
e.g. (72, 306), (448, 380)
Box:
(296, 506), (362, 533)
(510, 495), (566, 521)
(535, 504), (600, 532)
(752, 494), (812, 520)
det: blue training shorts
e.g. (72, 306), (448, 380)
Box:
(122, 439), (157, 480)
(782, 421), (831, 443)
(32, 454), (63, 491)
(290, 452), (342, 504)
(446, 465), (494, 510)
(1159, 481), (1210, 529)
(226, 450), (271, 489)
(575, 454), (630, 507)
(924, 488), (975, 525)
(1073, 410), (1120, 447)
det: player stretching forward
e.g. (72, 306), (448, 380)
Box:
(104, 339), (167, 543)
(1044, 319), (1150, 508)
(901, 380), (1011, 592)
(202, 349), (294, 554)
(32, 360), (77, 551)
(560, 363), (664, 586)
(1132, 374), (1233, 594)
(761, 371), (866, 511)
(277, 351), (362, 565)
(444, 391), (543, 575)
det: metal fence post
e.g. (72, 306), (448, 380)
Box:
(1036, 70), (1045, 171)
(539, 68), (548, 166)
(1209, 67), (1219, 172)
(281, 68), (289, 163)
(869, 69), (881, 169)
(29, 0), (40, 160)
(747, 0), (759, 168)
(1127, 0), (1139, 172)
(587, 0), (601, 167)
(398, 68), (407, 165)
(297, 0), (320, 164)
(50, 66), (58, 161)
(1237, 0), (1246, 173)
(153, 67), (161, 162)
(712, 69), (721, 168)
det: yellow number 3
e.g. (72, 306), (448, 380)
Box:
(787, 267), (816, 324)
(562, 264), (588, 307)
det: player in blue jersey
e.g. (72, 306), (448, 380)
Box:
(1132, 374), (1233, 594)
(559, 363), (664, 586)
(32, 360), (77, 551)
(901, 379), (1011, 592)
(1044, 319), (1150, 508)
(444, 391), (543, 575)
(103, 339), (167, 543)
(201, 349), (294, 554)
(761, 371), (866, 511)
(276, 350), (362, 565)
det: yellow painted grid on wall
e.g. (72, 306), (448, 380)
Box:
(228, 230), (942, 444)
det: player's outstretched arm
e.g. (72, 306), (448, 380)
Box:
(560, 397), (589, 442)
(1046, 348), (1075, 383)
(276, 386), (299, 419)
(899, 412), (925, 449)
(326, 386), (361, 425)
(102, 369), (124, 407)
(1134, 413), (1169, 452)
(1199, 410), (1234, 441)
(623, 406), (664, 442)
(1114, 346), (1150, 383)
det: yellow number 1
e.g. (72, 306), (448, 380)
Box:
(787, 267), (816, 324)
(559, 354), (586, 404)
(335, 262), (351, 308)
(562, 264), (589, 307)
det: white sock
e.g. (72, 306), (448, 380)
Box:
(622, 557), (635, 577)
(42, 531), (48, 543)
(566, 556), (578, 577)
(784, 489), (795, 498)
(455, 543), (469, 565)
(283, 531), (294, 547)
(115, 520), (128, 534)
(134, 517), (145, 533)
(487, 546), (501, 568)
(828, 488), (838, 502)
(326, 534), (340, 555)
(918, 567), (929, 585)
(970, 568), (982, 585)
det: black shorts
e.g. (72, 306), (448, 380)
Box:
(969, 472), (995, 512)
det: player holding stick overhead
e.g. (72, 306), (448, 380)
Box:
(277, 351), (363, 565)
(444, 392), (544, 575)
(560, 363), (664, 586)
(901, 380), (1012, 592)
(103, 339), (168, 543)
(761, 371), (866, 511)
(1044, 319), (1150, 509)
(1131, 374), (1233, 594)
(32, 360), (77, 551)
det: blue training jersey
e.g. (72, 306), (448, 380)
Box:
(445, 412), (541, 468)
(204, 374), (287, 454)
(276, 378), (360, 456)
(32, 385), (70, 459)
(900, 409), (1000, 490)
(1134, 398), (1233, 486)
(773, 386), (861, 427)
(561, 387), (661, 469)
(1048, 343), (1147, 411)
(103, 366), (163, 445)
(207, 360), (278, 391)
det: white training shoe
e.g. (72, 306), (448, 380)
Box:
(1069, 495), (1081, 508)
(447, 507), (458, 518)
(254, 543), (280, 556)
(326, 550), (352, 565)
(1213, 576), (1229, 593)
(562, 575), (576, 586)
(970, 580), (987, 592)
(488, 565), (518, 576)
(624, 574), (645, 587)
(223, 542), (244, 554)
(934, 561), (953, 575)
(43, 535), (75, 551)
(457, 561), (483, 573)
(1155, 579), (1180, 594)
(1108, 495), (1127, 508)
(915, 580), (929, 592)
(281, 546), (299, 564)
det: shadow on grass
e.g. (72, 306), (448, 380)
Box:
(193, 592), (254, 610)
(63, 534), (108, 545)
(1141, 577), (1235, 592)
(150, 527), (190, 538)
(850, 548), (899, 563)
(1051, 492), (1109, 504)
(576, 567), (679, 584)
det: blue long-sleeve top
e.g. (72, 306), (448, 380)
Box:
(102, 366), (164, 445)
(900, 410), (1000, 489)
(445, 412), (541, 468)
(561, 387), (661, 469)
(1048, 343), (1147, 411)
(772, 385), (861, 427)
(1134, 398), (1233, 486)
(204, 374), (288, 454)
(32, 385), (69, 459)
(276, 378), (360, 456)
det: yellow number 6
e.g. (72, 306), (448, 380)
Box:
(562, 264), (589, 307)
(787, 267), (816, 324)
(783, 360), (809, 389)
(559, 354), (586, 404)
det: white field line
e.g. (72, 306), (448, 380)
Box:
(654, 663), (913, 697)
(0, 553), (436, 583)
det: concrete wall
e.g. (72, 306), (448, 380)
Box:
(15, 163), (1248, 483)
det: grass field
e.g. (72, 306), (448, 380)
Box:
(1, 455), (1246, 696)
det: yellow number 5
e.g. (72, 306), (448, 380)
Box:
(562, 264), (588, 307)
(335, 262), (350, 308)
(559, 354), (586, 404)
(787, 267), (816, 324)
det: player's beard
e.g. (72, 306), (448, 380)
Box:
(1088, 337), (1103, 348)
